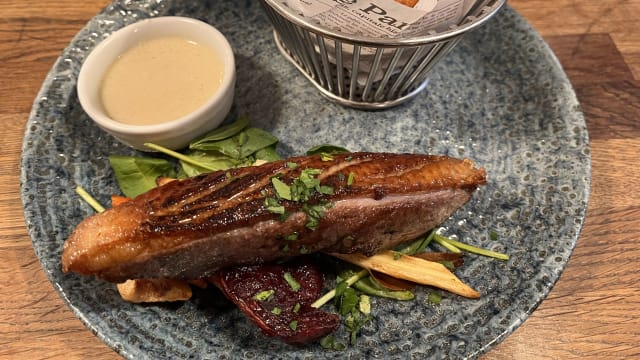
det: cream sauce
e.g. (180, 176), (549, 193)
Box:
(100, 36), (224, 125)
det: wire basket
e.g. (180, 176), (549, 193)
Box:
(260, 0), (506, 109)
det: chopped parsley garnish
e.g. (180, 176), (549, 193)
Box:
(271, 307), (282, 315)
(347, 172), (355, 186)
(359, 295), (371, 315)
(263, 196), (285, 214)
(344, 307), (371, 344)
(316, 184), (334, 195)
(337, 287), (359, 316)
(336, 286), (372, 344)
(296, 168), (323, 199)
(289, 320), (298, 331)
(271, 177), (292, 200)
(253, 289), (275, 301)
(284, 272), (301, 291)
(320, 153), (334, 161)
(303, 202), (332, 231)
(439, 260), (455, 270)
(320, 335), (346, 351)
(264, 167), (334, 229)
(293, 303), (301, 313)
(428, 291), (442, 305)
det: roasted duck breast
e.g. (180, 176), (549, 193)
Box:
(62, 152), (486, 282)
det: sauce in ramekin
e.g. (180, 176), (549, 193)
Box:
(100, 36), (224, 125)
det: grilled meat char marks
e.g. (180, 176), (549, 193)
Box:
(148, 168), (283, 234)
(62, 152), (486, 282)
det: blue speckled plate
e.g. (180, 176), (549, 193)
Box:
(20, 0), (590, 359)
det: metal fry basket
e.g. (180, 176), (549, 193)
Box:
(260, 0), (506, 109)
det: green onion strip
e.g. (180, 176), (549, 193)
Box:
(436, 234), (510, 260)
(311, 269), (368, 309)
(143, 142), (219, 172)
(75, 186), (105, 213)
(432, 234), (462, 253)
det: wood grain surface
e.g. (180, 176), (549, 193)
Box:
(1, 0), (638, 359)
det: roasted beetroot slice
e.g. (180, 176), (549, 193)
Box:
(209, 260), (340, 345)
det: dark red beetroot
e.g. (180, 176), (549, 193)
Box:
(209, 260), (340, 345)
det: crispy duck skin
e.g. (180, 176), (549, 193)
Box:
(62, 152), (486, 282)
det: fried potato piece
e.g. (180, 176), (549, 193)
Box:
(117, 279), (192, 303)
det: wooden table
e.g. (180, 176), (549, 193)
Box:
(1, 1), (638, 358)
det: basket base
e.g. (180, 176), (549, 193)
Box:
(272, 31), (430, 110)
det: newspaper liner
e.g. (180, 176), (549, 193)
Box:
(279, 0), (478, 83)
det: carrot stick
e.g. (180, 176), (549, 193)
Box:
(110, 195), (131, 207)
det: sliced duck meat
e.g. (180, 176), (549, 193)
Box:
(62, 152), (487, 282)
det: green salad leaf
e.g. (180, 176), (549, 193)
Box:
(190, 127), (278, 160)
(108, 155), (175, 198)
(178, 150), (249, 178)
(254, 145), (280, 162)
(190, 116), (250, 146)
(306, 144), (351, 156)
(108, 117), (282, 196)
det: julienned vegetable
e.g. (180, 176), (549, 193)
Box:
(434, 233), (510, 260)
(331, 251), (480, 298)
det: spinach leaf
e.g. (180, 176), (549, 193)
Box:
(189, 116), (249, 147)
(178, 150), (247, 177)
(109, 117), (281, 198)
(190, 127), (278, 160)
(254, 145), (280, 162)
(306, 144), (351, 156)
(108, 155), (175, 198)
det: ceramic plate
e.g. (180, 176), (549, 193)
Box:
(21, 0), (590, 359)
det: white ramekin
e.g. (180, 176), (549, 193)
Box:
(77, 16), (236, 151)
